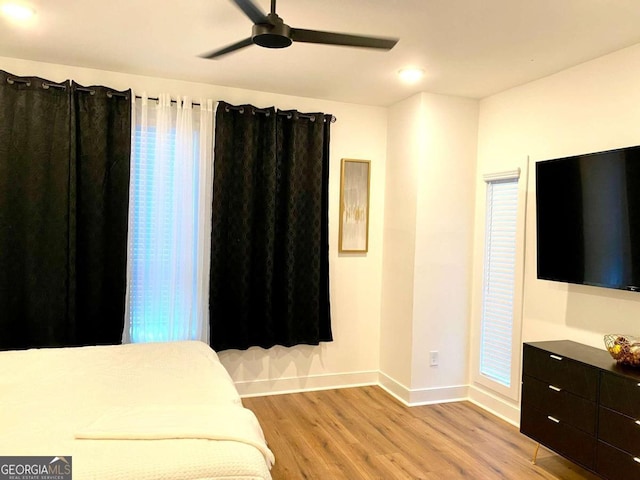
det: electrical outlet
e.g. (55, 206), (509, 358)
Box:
(429, 350), (439, 366)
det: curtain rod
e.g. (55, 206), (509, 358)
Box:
(6, 77), (128, 98)
(6, 77), (334, 122)
(135, 95), (201, 107)
(222, 103), (337, 123)
(7, 76), (66, 90)
(133, 95), (337, 123)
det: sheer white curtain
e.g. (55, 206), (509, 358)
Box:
(123, 93), (214, 343)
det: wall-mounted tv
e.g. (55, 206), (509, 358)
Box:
(536, 145), (640, 292)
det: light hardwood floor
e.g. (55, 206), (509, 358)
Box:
(244, 386), (600, 479)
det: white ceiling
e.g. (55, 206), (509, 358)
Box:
(2, 0), (640, 106)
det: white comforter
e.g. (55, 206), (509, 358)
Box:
(0, 341), (273, 480)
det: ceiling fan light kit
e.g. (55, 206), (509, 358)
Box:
(201, 0), (399, 59)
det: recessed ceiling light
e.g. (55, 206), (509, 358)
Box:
(398, 68), (425, 84)
(1, 3), (35, 21)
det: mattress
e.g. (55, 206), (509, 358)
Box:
(0, 341), (273, 480)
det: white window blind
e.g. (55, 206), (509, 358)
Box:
(480, 176), (519, 387)
(129, 124), (178, 342)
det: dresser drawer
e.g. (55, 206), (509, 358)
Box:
(523, 344), (597, 400)
(597, 440), (640, 480)
(520, 401), (596, 469)
(522, 374), (596, 434)
(600, 371), (640, 419)
(598, 406), (640, 456)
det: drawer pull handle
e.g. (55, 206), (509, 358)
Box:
(547, 416), (560, 423)
(548, 385), (562, 392)
(549, 354), (563, 361)
(634, 457), (640, 464)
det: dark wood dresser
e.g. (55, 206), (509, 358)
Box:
(521, 340), (640, 479)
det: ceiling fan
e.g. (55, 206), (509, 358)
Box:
(201, 0), (399, 59)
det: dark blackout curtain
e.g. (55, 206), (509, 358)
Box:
(209, 102), (332, 351)
(0, 71), (131, 350)
(72, 81), (131, 345)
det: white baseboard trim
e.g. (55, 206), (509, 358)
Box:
(378, 372), (469, 406)
(236, 370), (378, 398)
(237, 371), (521, 428)
(377, 371), (411, 404)
(467, 384), (521, 427)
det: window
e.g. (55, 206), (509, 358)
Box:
(479, 171), (520, 388)
(124, 95), (214, 344)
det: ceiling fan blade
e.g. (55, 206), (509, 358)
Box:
(200, 37), (254, 59)
(231, 0), (271, 25)
(290, 28), (398, 50)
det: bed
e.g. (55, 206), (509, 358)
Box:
(0, 341), (274, 480)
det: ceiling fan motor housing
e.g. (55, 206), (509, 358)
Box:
(252, 16), (292, 48)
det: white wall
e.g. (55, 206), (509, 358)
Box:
(411, 93), (478, 397)
(472, 43), (640, 420)
(379, 94), (422, 390)
(0, 56), (388, 395)
(381, 92), (478, 404)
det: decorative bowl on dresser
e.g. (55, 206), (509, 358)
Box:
(521, 340), (640, 479)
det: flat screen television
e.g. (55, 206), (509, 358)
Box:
(536, 145), (640, 292)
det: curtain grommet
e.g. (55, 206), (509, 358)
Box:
(6, 78), (31, 87)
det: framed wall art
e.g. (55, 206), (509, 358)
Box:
(338, 158), (371, 253)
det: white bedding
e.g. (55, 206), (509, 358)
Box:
(0, 341), (273, 480)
